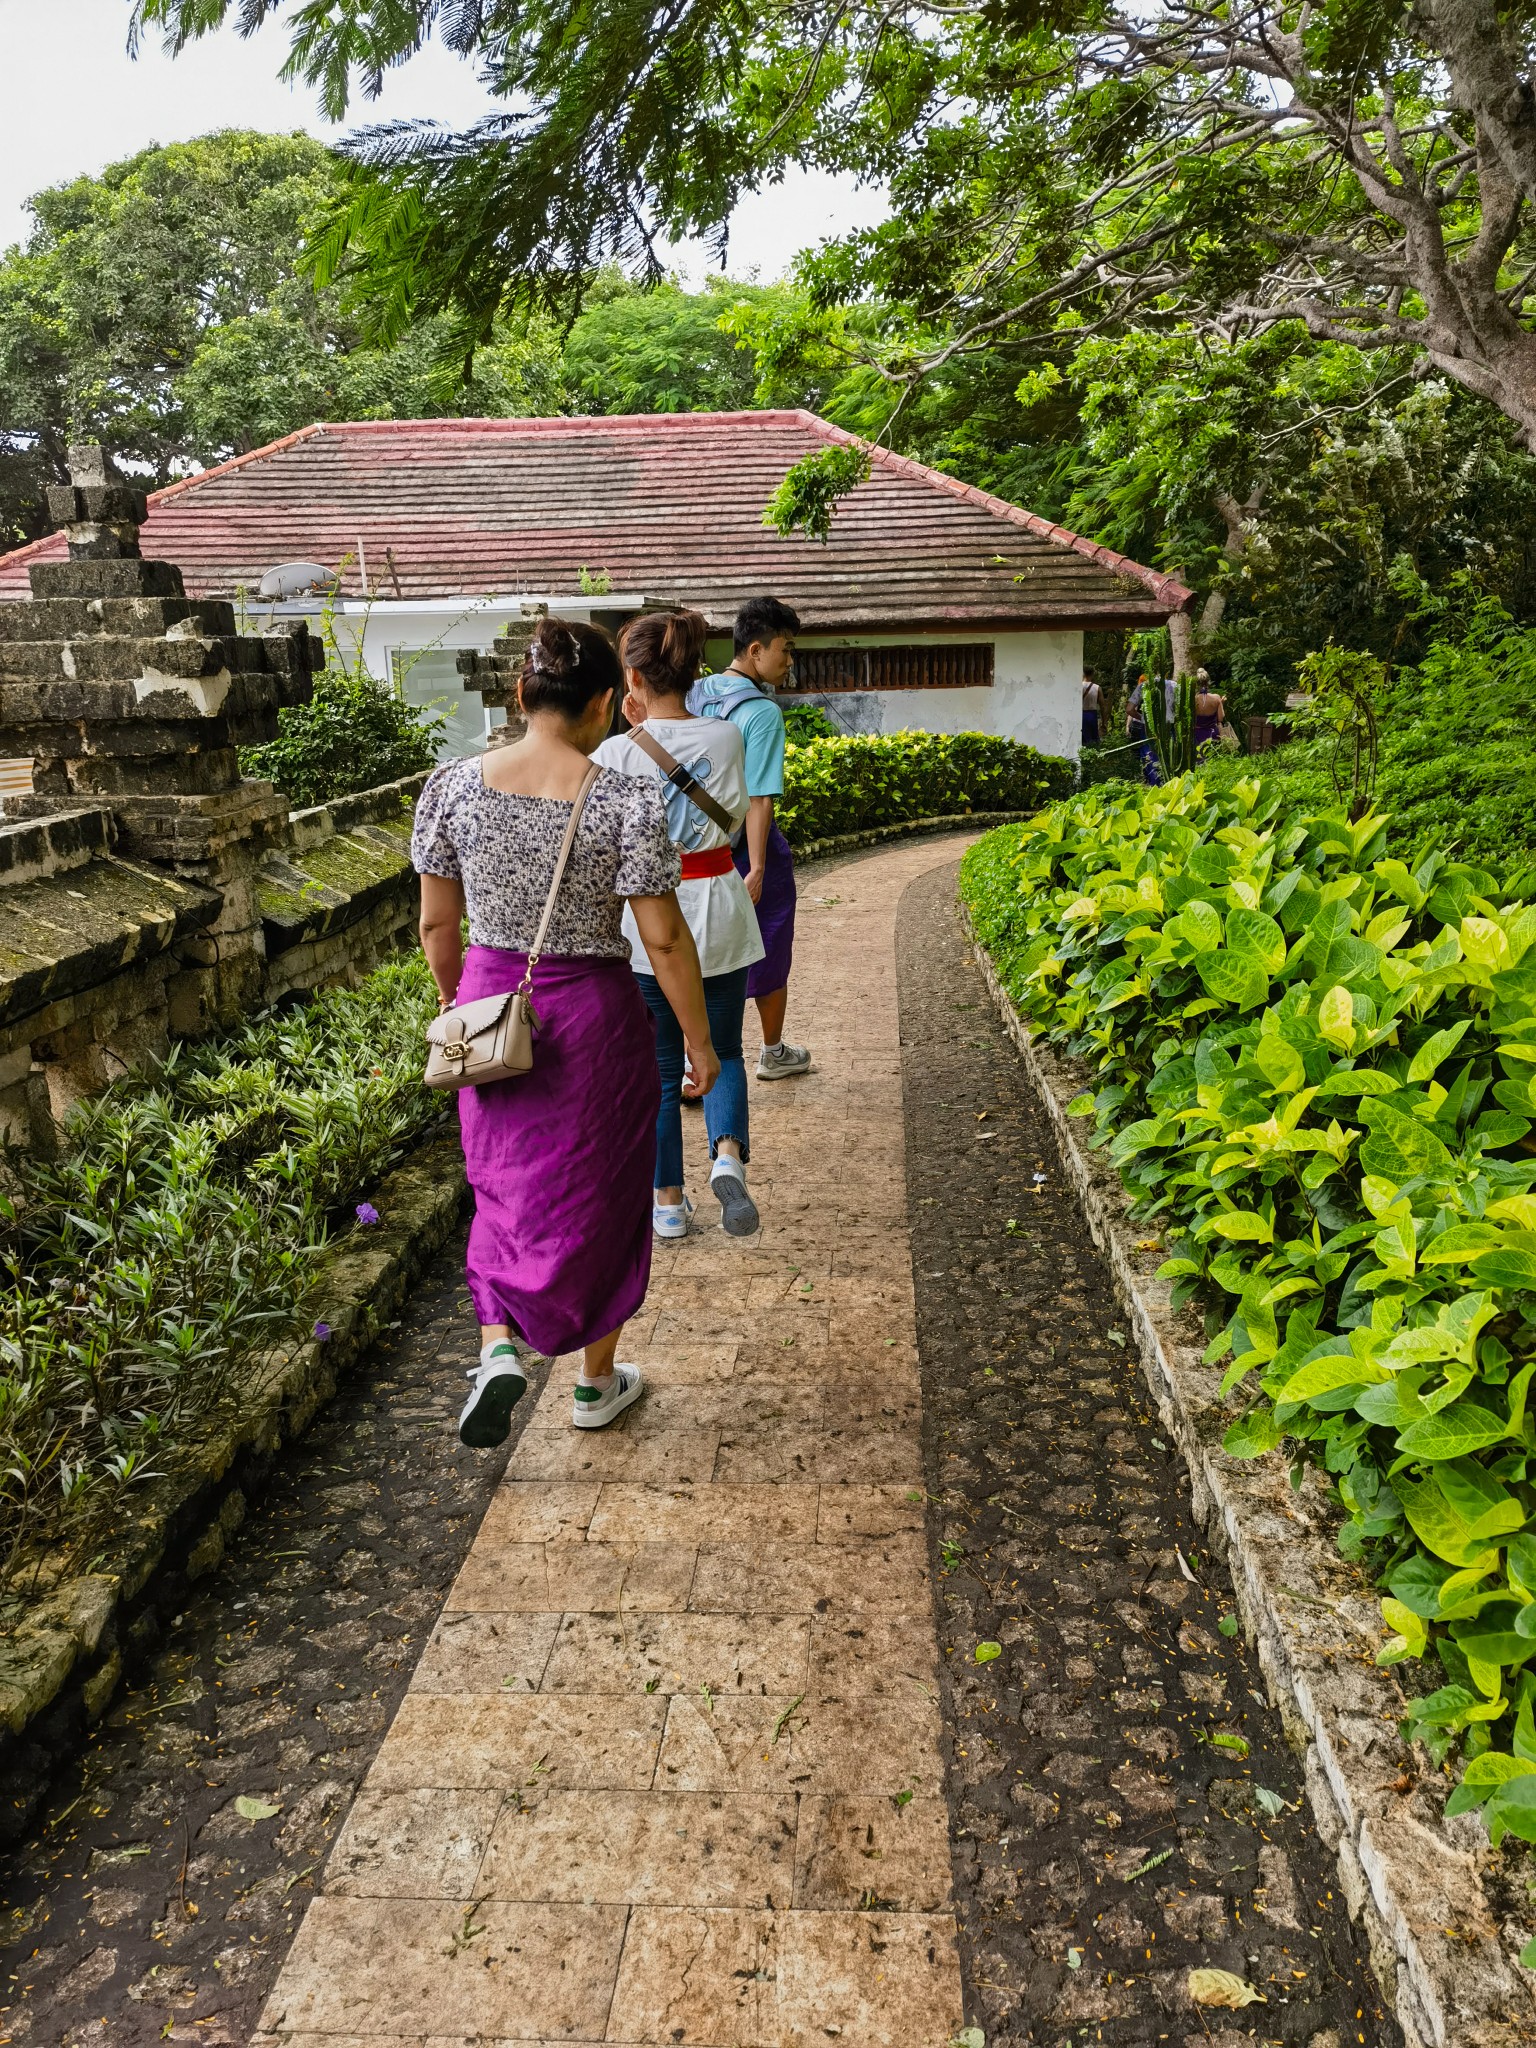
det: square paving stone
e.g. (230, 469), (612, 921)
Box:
(690, 1536), (930, 1614)
(606, 1906), (963, 2047)
(539, 1612), (810, 1697)
(509, 1427), (723, 1483)
(326, 1788), (501, 1897)
(653, 1693), (945, 1796)
(475, 1481), (601, 1543)
(777, 1908), (964, 2047)
(477, 1789), (796, 1906)
(258, 1897), (625, 2038)
(369, 1693), (667, 1791)
(792, 1795), (954, 1910)
(815, 1484), (926, 1540)
(585, 1482), (820, 1547)
(808, 1615), (943, 1698)
(411, 1613), (562, 1694)
(449, 1540), (698, 1613)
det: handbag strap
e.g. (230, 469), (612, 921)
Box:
(628, 724), (736, 836)
(520, 762), (601, 988)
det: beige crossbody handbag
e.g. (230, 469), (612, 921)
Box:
(423, 763), (601, 1092)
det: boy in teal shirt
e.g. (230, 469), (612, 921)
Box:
(688, 596), (811, 1077)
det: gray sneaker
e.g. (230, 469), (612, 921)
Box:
(756, 1040), (811, 1080)
(710, 1157), (760, 1236)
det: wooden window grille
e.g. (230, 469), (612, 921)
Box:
(787, 643), (994, 693)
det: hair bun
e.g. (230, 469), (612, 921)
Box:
(531, 618), (582, 677)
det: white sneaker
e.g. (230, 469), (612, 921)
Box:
(710, 1156), (760, 1236)
(653, 1194), (694, 1240)
(756, 1040), (811, 1080)
(458, 1342), (528, 1448)
(572, 1362), (645, 1430)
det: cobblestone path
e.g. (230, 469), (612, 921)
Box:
(897, 858), (1396, 2048)
(254, 835), (969, 2047)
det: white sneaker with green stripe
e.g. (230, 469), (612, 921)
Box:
(458, 1340), (528, 1448)
(572, 1363), (644, 1430)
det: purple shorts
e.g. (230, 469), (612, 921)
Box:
(733, 822), (796, 999)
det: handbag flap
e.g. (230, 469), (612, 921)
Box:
(426, 989), (516, 1047)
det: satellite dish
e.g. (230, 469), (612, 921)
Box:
(258, 561), (338, 600)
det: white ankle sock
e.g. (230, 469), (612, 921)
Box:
(762, 1040), (782, 1054)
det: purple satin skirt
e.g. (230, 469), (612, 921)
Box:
(733, 822), (797, 998)
(454, 945), (660, 1355)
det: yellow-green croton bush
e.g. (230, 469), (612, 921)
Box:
(961, 775), (1536, 1848)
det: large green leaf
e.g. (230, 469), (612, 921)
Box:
(1407, 1020), (1472, 1083)
(1470, 1246), (1536, 1291)
(1276, 1353), (1387, 1404)
(1357, 1105), (1451, 1180)
(1396, 1402), (1508, 1461)
(1171, 899), (1223, 952)
(1225, 908), (1287, 976)
(1195, 950), (1270, 1010)
(1420, 1223), (1508, 1264)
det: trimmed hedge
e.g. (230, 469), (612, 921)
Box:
(960, 774), (1536, 1849)
(776, 730), (1075, 849)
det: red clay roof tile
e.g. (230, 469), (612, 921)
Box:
(0, 412), (1192, 627)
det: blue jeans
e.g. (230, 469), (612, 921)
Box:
(637, 967), (750, 1189)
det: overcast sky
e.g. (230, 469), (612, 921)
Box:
(0, 0), (886, 279)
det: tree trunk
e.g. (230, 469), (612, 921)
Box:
(1168, 604), (1195, 679)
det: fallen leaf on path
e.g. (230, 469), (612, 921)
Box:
(234, 1796), (280, 1821)
(1189, 1967), (1265, 2008)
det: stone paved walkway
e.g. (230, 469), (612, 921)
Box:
(255, 836), (970, 2048)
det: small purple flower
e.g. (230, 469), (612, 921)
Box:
(355, 1202), (380, 1227)
(313, 1321), (331, 1343)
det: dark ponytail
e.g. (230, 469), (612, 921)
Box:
(519, 616), (622, 718)
(619, 608), (710, 699)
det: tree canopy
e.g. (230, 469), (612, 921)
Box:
(0, 127), (567, 539)
(130, 0), (1536, 447)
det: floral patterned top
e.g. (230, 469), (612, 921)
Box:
(410, 758), (681, 958)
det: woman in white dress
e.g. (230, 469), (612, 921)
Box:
(594, 609), (766, 1239)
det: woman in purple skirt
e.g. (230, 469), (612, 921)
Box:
(412, 617), (719, 1448)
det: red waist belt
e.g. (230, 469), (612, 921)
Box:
(679, 845), (736, 880)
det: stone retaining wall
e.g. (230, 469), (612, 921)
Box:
(964, 911), (1536, 2048)
(0, 448), (427, 1152)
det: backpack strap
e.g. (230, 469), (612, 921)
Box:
(687, 675), (767, 721)
(628, 725), (736, 836)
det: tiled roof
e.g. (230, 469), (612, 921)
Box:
(0, 412), (1192, 627)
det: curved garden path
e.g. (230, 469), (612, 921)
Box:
(256, 833), (966, 2048)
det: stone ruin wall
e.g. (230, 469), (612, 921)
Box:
(0, 447), (492, 1156)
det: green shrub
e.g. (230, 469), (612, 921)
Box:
(240, 662), (442, 808)
(961, 777), (1536, 1843)
(0, 955), (441, 1592)
(781, 702), (840, 744)
(1210, 602), (1536, 865)
(777, 731), (1074, 848)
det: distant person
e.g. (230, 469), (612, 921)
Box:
(1081, 672), (1102, 748)
(413, 616), (718, 1448)
(689, 596), (810, 1080)
(595, 608), (764, 1239)
(1193, 668), (1227, 752)
(1126, 677), (1162, 787)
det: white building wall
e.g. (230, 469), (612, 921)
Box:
(285, 602), (1082, 763)
(793, 628), (1082, 759)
